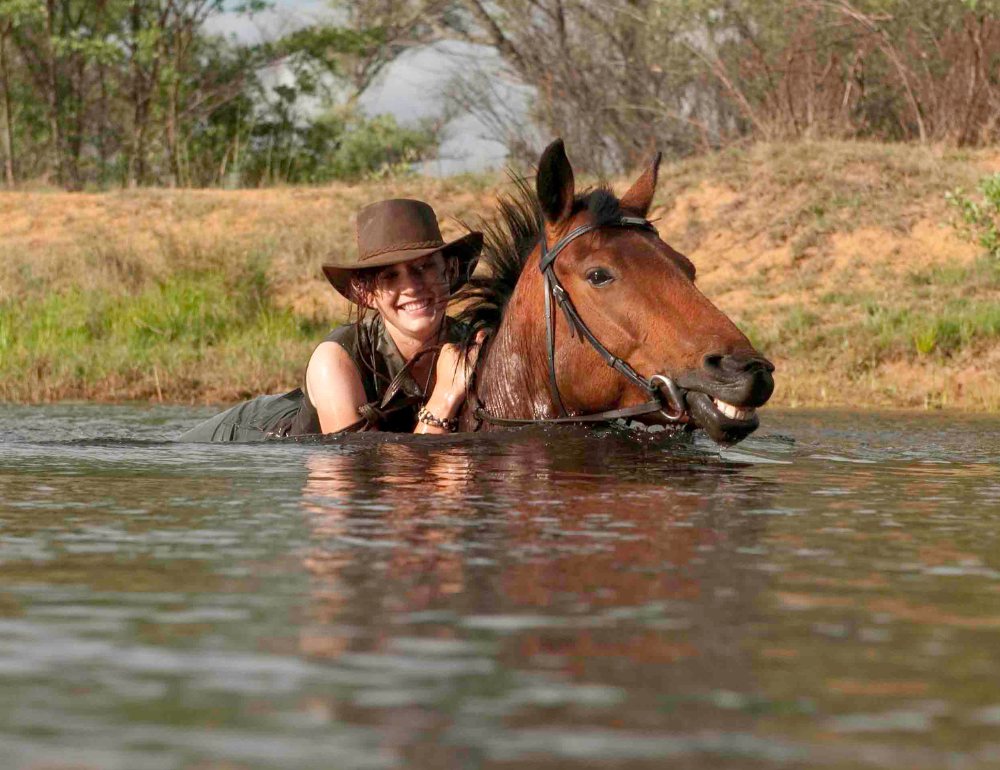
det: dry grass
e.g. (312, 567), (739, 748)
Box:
(3, 140), (999, 410)
(652, 141), (1000, 411)
(0, 174), (503, 323)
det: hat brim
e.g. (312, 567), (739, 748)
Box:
(323, 231), (483, 304)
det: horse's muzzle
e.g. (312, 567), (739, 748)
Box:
(693, 353), (775, 408)
(673, 353), (776, 445)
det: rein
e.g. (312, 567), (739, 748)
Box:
(474, 216), (687, 428)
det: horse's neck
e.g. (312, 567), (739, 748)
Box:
(471, 288), (557, 425)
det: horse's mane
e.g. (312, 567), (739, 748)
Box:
(454, 176), (621, 357)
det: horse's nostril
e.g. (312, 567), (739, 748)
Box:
(703, 354), (725, 371)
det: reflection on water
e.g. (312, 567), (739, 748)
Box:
(0, 406), (999, 769)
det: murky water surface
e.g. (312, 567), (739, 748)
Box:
(0, 405), (998, 769)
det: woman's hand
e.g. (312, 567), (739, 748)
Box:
(415, 332), (486, 434)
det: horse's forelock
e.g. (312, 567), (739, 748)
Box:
(579, 186), (621, 227)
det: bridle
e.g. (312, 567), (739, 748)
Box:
(474, 214), (688, 428)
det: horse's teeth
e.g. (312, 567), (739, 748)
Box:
(713, 398), (755, 421)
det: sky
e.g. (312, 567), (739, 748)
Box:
(209, 0), (511, 174)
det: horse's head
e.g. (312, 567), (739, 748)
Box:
(533, 139), (775, 445)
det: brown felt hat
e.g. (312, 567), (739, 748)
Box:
(322, 199), (483, 303)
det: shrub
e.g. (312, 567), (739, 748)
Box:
(946, 173), (1000, 259)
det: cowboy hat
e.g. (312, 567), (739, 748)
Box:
(322, 199), (483, 302)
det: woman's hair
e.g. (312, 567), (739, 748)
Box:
(347, 265), (382, 319)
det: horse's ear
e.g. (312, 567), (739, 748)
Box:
(620, 151), (662, 216)
(536, 138), (575, 224)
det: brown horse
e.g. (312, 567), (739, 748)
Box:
(455, 139), (774, 445)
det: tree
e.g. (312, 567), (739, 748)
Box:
(318, 0), (723, 173)
(0, 10), (16, 186)
(0, 0), (445, 187)
(332, 0), (1000, 172)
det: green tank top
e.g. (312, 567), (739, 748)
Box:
(283, 314), (466, 436)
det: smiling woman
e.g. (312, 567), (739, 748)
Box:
(177, 199), (484, 442)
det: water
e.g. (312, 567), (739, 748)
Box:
(0, 405), (998, 770)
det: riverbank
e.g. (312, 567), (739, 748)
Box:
(3, 140), (999, 411)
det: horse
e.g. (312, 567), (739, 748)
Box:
(453, 139), (774, 446)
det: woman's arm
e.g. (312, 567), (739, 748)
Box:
(415, 334), (483, 435)
(305, 341), (369, 434)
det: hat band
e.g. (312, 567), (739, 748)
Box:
(359, 239), (445, 261)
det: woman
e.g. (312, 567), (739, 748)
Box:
(178, 199), (483, 442)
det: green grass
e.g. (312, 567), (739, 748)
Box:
(835, 299), (1000, 360)
(0, 269), (326, 402)
(817, 291), (866, 306)
(735, 289), (1000, 391)
(908, 256), (1000, 290)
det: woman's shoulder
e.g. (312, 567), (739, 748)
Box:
(311, 317), (382, 401)
(321, 316), (382, 353)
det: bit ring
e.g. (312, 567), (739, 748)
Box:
(650, 374), (688, 422)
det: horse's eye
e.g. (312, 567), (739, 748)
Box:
(586, 267), (615, 287)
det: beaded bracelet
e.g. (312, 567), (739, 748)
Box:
(418, 406), (458, 432)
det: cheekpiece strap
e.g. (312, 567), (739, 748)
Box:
(536, 215), (661, 414)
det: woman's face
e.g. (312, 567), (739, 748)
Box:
(371, 251), (454, 343)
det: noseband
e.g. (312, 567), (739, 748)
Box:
(475, 215), (687, 428)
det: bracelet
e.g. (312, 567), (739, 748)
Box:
(418, 406), (458, 432)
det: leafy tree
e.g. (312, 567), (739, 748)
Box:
(0, 0), (441, 188)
